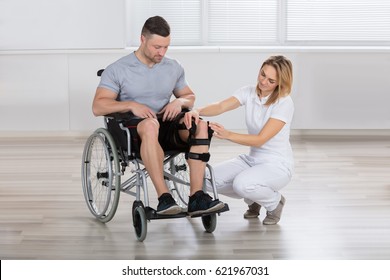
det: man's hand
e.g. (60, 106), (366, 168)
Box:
(183, 110), (200, 129)
(159, 99), (182, 121)
(131, 103), (157, 119)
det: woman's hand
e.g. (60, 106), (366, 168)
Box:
(209, 122), (231, 139)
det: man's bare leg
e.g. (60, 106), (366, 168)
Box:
(137, 119), (168, 196)
(180, 120), (208, 195)
(137, 119), (182, 215)
(179, 118), (225, 216)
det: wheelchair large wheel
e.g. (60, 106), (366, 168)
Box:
(164, 153), (190, 208)
(202, 213), (217, 233)
(81, 128), (121, 223)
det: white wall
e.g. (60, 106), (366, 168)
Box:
(1, 48), (390, 132)
(1, 1), (390, 133)
(0, 0), (125, 50)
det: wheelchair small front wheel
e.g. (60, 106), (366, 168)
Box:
(202, 213), (217, 233)
(81, 128), (121, 223)
(133, 205), (147, 242)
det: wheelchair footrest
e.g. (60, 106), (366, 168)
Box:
(189, 203), (230, 218)
(145, 206), (187, 220)
(144, 203), (229, 219)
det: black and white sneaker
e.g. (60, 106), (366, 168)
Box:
(187, 190), (224, 216)
(156, 193), (182, 215)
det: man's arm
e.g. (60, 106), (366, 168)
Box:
(173, 85), (196, 109)
(92, 87), (156, 118)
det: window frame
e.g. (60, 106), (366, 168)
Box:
(126, 0), (390, 47)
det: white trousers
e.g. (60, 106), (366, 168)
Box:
(205, 154), (292, 211)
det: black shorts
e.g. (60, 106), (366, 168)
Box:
(107, 111), (189, 157)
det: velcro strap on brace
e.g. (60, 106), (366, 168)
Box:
(187, 120), (213, 145)
(185, 152), (211, 162)
(188, 138), (210, 146)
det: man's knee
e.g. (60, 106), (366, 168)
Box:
(137, 118), (159, 139)
(185, 119), (212, 162)
(194, 119), (209, 138)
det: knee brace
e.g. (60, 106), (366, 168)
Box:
(184, 120), (214, 162)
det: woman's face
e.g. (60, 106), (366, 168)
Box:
(257, 64), (278, 96)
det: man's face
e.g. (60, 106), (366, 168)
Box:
(141, 34), (170, 64)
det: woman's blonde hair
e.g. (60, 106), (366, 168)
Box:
(256, 55), (293, 106)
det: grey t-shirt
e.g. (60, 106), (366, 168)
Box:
(98, 52), (188, 112)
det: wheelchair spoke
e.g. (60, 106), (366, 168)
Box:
(164, 153), (190, 208)
(81, 128), (121, 223)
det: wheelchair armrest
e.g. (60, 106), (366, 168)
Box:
(97, 69), (105, 77)
(105, 108), (190, 122)
(104, 112), (142, 123)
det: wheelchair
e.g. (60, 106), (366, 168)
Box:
(81, 80), (228, 242)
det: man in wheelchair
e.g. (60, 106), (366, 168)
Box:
(91, 16), (225, 216)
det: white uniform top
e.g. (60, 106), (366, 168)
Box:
(233, 85), (294, 172)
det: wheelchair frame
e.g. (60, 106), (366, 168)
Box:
(81, 114), (229, 242)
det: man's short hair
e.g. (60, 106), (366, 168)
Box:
(141, 16), (170, 37)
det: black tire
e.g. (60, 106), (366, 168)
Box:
(202, 213), (217, 233)
(133, 204), (147, 242)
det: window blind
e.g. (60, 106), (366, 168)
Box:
(129, 0), (202, 45)
(287, 0), (390, 43)
(128, 0), (390, 46)
(207, 0), (278, 45)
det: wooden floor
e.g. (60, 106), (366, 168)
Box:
(1, 133), (390, 260)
